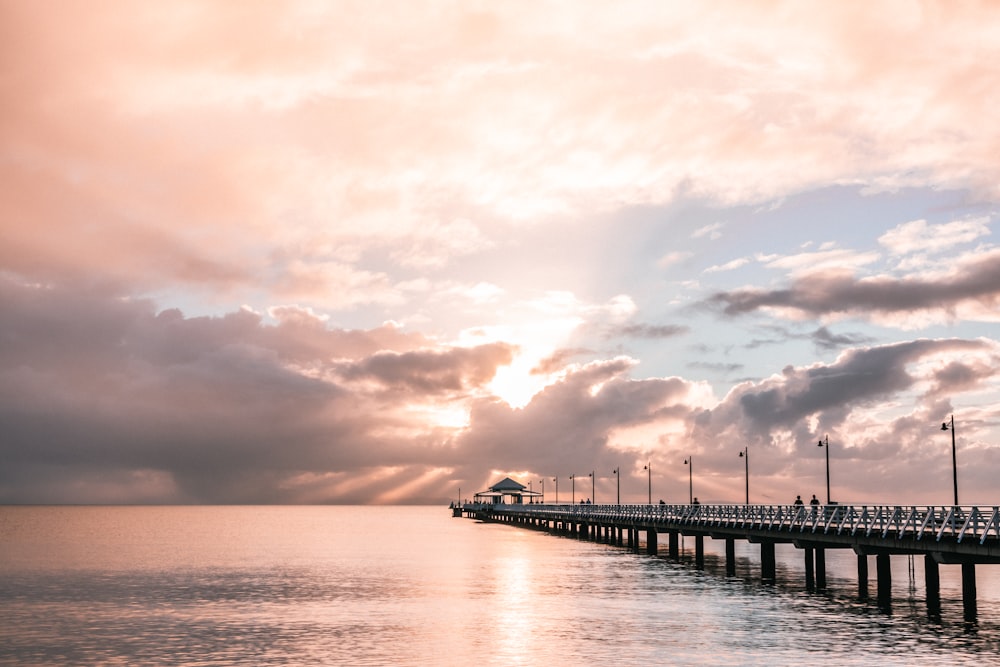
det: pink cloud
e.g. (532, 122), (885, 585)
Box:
(5, 2), (1000, 301)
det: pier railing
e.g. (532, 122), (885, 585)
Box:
(469, 503), (1000, 546)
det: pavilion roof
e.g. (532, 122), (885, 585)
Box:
(488, 477), (527, 492)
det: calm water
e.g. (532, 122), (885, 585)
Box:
(2, 506), (999, 666)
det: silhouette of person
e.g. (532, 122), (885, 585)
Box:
(794, 495), (804, 506)
(692, 497), (700, 505)
(809, 494), (820, 506)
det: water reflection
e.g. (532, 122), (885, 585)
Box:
(2, 506), (1000, 665)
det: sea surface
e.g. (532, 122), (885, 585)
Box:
(2, 505), (999, 666)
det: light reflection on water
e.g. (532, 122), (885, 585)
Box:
(2, 506), (999, 666)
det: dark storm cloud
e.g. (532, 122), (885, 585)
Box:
(454, 358), (694, 476)
(3, 275), (996, 505)
(336, 344), (515, 394)
(0, 278), (510, 503)
(736, 339), (977, 431)
(707, 249), (1000, 318)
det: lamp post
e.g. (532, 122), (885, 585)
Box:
(570, 474), (576, 504)
(539, 478), (545, 504)
(553, 477), (558, 504)
(941, 415), (959, 506)
(588, 471), (595, 504)
(818, 435), (831, 504)
(643, 462), (652, 504)
(612, 467), (620, 505)
(739, 446), (749, 504)
(528, 479), (532, 503)
(683, 457), (693, 504)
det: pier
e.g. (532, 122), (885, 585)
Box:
(457, 502), (1000, 621)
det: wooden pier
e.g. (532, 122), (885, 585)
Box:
(457, 502), (1000, 621)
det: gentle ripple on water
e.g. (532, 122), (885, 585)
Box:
(1, 506), (999, 666)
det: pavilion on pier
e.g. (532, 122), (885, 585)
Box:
(473, 477), (543, 504)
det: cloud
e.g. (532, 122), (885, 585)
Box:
(878, 217), (992, 255)
(761, 248), (882, 275)
(692, 223), (725, 240)
(3, 3), (1000, 506)
(707, 247), (1000, 326)
(704, 257), (750, 273)
(453, 358), (699, 476)
(810, 326), (875, 351)
(687, 361), (744, 374)
(530, 348), (593, 375)
(335, 343), (515, 395)
(0, 278), (501, 503)
(457, 337), (1000, 504)
(2, 274), (998, 504)
(6, 2), (1000, 303)
(617, 323), (690, 339)
(658, 251), (693, 268)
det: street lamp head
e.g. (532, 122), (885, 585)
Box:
(942, 422), (950, 431)
(817, 440), (823, 447)
(684, 459), (689, 465)
(739, 451), (744, 458)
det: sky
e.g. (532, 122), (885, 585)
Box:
(2, 1), (1000, 506)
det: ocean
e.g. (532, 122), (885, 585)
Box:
(2, 505), (999, 666)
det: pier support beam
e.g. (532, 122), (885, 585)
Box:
(816, 548), (827, 590)
(804, 547), (815, 591)
(646, 529), (658, 555)
(668, 531), (679, 559)
(725, 538), (736, 577)
(876, 553), (891, 610)
(857, 554), (869, 600)
(924, 554), (939, 616)
(760, 540), (776, 583)
(695, 535), (704, 569)
(963, 562), (977, 622)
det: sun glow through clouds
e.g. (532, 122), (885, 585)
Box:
(463, 314), (585, 408)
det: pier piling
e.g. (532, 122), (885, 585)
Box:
(963, 562), (977, 621)
(877, 553), (892, 609)
(857, 554), (869, 600)
(760, 540), (776, 582)
(725, 537), (736, 576)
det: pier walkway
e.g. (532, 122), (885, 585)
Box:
(458, 502), (1000, 620)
